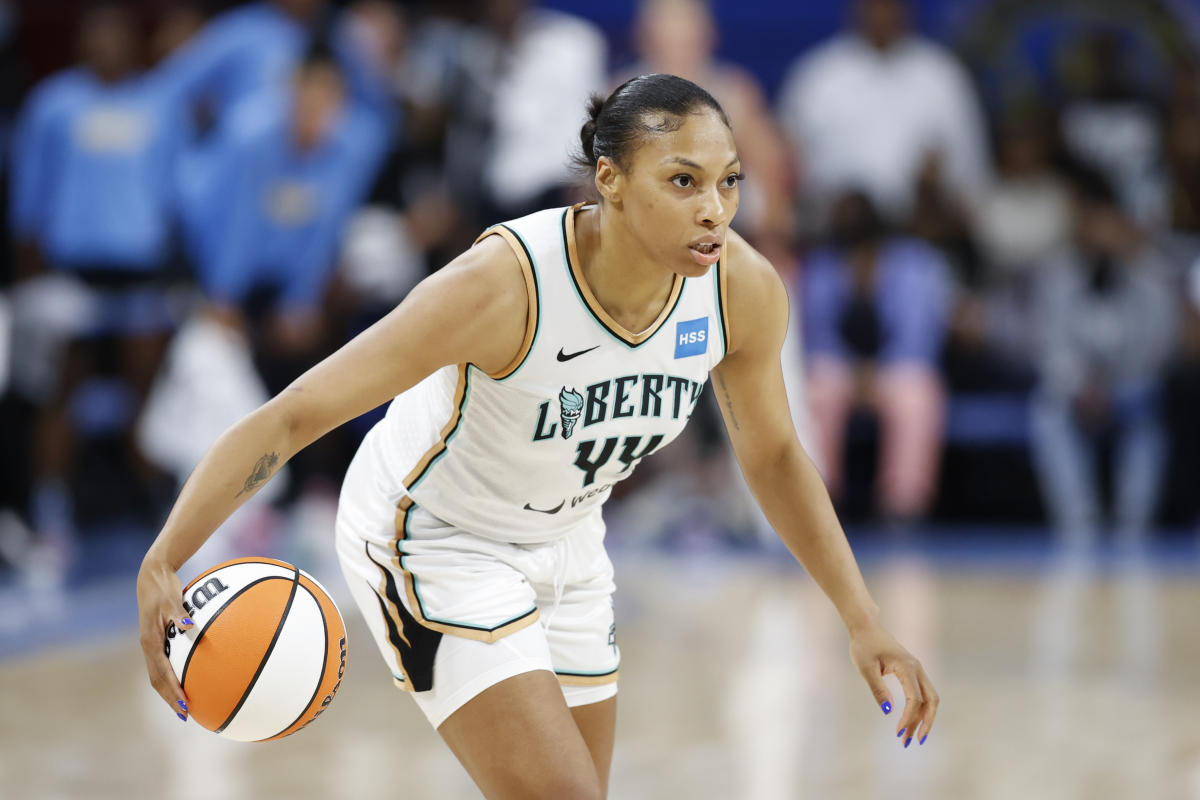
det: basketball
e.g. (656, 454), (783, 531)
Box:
(165, 557), (347, 742)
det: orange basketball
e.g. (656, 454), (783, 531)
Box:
(166, 557), (348, 742)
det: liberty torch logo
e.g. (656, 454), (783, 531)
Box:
(559, 387), (583, 439)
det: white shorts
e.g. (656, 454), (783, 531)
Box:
(335, 439), (620, 728)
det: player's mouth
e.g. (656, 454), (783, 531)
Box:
(688, 238), (722, 266)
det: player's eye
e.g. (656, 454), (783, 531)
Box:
(723, 172), (745, 188)
(670, 174), (693, 188)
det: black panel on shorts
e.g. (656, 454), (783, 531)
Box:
(370, 557), (443, 693)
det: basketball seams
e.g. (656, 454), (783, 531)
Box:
(179, 575), (288, 690)
(215, 566), (301, 734)
(264, 581), (329, 741)
(182, 557), (295, 593)
(176, 560), (347, 740)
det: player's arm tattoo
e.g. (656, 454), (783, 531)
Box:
(235, 452), (279, 498)
(714, 373), (740, 431)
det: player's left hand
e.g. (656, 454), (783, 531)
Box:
(848, 621), (939, 748)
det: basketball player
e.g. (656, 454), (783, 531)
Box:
(138, 74), (939, 799)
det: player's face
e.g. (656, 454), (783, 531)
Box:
(616, 109), (741, 278)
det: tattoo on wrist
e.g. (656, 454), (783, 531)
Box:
(715, 374), (740, 430)
(235, 452), (279, 498)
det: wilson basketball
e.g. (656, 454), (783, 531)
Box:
(166, 557), (347, 742)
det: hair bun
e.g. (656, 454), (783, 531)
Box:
(579, 94), (605, 164)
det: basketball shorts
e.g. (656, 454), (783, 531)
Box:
(335, 439), (620, 729)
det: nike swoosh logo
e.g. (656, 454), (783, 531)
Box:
(523, 501), (565, 515)
(556, 345), (600, 362)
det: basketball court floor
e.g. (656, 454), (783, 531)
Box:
(1, 531), (1198, 800)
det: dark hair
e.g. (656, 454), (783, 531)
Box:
(572, 73), (731, 176)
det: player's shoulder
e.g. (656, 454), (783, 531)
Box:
(438, 225), (530, 304)
(720, 230), (787, 355)
(723, 229), (786, 308)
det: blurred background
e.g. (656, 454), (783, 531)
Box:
(1, 0), (1198, 798)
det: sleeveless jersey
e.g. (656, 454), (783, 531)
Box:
(368, 204), (731, 544)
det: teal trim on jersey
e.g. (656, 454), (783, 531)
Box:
(555, 666), (620, 677)
(713, 257), (728, 360)
(399, 501), (539, 634)
(494, 223), (541, 382)
(559, 208), (686, 350)
(406, 366), (474, 493)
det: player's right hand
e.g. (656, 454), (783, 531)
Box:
(137, 556), (194, 721)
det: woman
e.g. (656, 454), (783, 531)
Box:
(138, 74), (938, 799)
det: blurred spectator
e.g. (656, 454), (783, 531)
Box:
(627, 0), (793, 261)
(1147, 62), (1200, 298)
(907, 148), (981, 288)
(945, 106), (1073, 391)
(973, 108), (1073, 285)
(332, 2), (460, 297)
(177, 44), (387, 498)
(777, 0), (989, 230)
(1058, 29), (1163, 229)
(801, 190), (952, 523)
(182, 44), (387, 370)
(1162, 257), (1200, 524)
(8, 3), (186, 562)
(159, 0), (395, 134)
(1029, 169), (1176, 548)
(481, 0), (606, 220)
(1160, 96), (1200, 239)
(401, 0), (604, 240)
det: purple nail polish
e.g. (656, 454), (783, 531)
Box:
(897, 728), (905, 738)
(881, 701), (892, 715)
(177, 712), (186, 722)
(181, 618), (194, 626)
(920, 735), (928, 745)
(177, 700), (188, 712)
(904, 737), (912, 748)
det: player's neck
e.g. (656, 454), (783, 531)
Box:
(576, 204), (678, 334)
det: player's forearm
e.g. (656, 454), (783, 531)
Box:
(143, 399), (298, 572)
(744, 441), (880, 632)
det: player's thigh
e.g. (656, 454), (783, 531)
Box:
(438, 669), (604, 800)
(570, 696), (616, 797)
(543, 515), (620, 791)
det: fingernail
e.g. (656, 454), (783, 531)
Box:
(181, 618), (194, 626)
(881, 701), (892, 715)
(177, 700), (188, 712)
(904, 737), (912, 748)
(897, 728), (906, 738)
(176, 712), (187, 722)
(920, 735), (928, 745)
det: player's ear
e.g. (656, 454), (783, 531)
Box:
(594, 156), (623, 207)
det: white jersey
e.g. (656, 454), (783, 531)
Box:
(367, 204), (731, 543)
